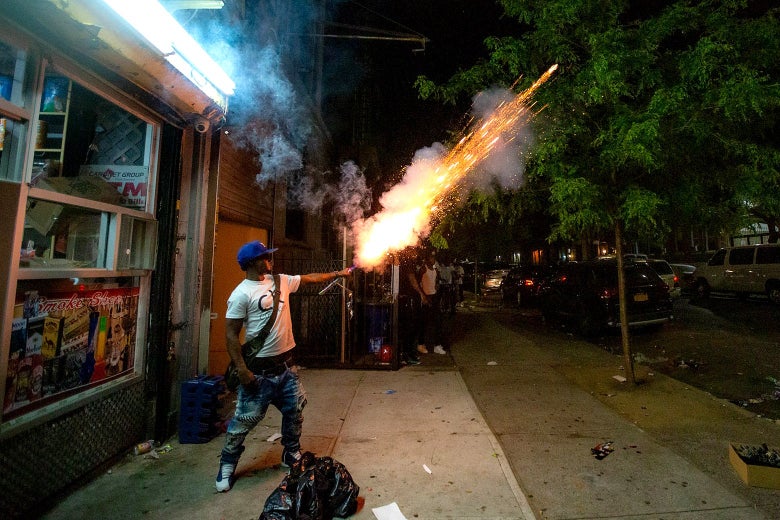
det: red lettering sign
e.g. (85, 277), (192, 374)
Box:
(122, 183), (147, 197)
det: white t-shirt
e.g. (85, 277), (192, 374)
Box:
(420, 264), (438, 296)
(225, 274), (301, 358)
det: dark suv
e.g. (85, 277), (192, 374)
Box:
(500, 264), (552, 306)
(538, 258), (673, 335)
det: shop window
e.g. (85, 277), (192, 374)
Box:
(5, 277), (140, 419)
(0, 39), (33, 182)
(33, 65), (154, 211)
(20, 198), (110, 269)
(2, 32), (158, 426)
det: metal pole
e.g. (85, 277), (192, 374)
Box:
(391, 258), (400, 370)
(340, 225), (347, 364)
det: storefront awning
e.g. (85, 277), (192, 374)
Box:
(3, 0), (233, 124)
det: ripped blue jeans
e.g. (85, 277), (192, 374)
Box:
(219, 366), (307, 465)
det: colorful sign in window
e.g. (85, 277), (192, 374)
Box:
(4, 282), (139, 418)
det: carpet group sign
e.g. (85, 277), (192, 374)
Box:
(80, 164), (149, 210)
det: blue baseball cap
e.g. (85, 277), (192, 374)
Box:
(237, 240), (278, 270)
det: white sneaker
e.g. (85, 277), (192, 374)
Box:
(215, 462), (235, 492)
(281, 449), (302, 468)
(417, 345), (429, 354)
(433, 345), (446, 355)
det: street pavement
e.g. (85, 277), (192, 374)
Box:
(41, 300), (779, 519)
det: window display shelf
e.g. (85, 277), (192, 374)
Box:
(31, 77), (70, 180)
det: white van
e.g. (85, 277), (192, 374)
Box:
(692, 244), (780, 304)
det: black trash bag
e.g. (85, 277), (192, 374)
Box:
(258, 475), (297, 520)
(259, 451), (360, 520)
(316, 456), (360, 518)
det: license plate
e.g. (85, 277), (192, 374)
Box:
(633, 293), (649, 302)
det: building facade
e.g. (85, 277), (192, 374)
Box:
(0, 1), (232, 516)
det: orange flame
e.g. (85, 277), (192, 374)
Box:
(352, 64), (558, 268)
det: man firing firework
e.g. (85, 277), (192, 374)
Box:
(216, 240), (352, 492)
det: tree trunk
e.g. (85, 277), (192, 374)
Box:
(615, 220), (636, 384)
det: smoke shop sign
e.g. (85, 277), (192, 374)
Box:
(80, 164), (148, 209)
(36, 291), (127, 314)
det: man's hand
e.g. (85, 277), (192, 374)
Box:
(238, 366), (256, 387)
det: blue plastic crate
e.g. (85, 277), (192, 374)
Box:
(178, 375), (226, 444)
(180, 375), (225, 398)
(178, 413), (221, 444)
(180, 396), (221, 413)
(179, 410), (219, 425)
(179, 418), (213, 433)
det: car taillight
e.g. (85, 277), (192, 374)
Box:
(599, 287), (617, 299)
(523, 279), (534, 286)
(673, 274), (679, 287)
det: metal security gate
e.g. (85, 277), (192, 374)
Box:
(274, 255), (399, 369)
(274, 255), (347, 366)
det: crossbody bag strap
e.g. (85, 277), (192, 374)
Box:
(267, 273), (281, 333)
(243, 274), (282, 358)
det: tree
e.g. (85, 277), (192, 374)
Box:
(417, 0), (780, 382)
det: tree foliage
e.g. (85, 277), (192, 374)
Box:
(417, 0), (780, 251)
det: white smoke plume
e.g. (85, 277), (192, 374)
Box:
(466, 87), (534, 191)
(183, 3), (343, 186)
(334, 161), (373, 224)
(181, 3), (536, 261)
(288, 161), (373, 225)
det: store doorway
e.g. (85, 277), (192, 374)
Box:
(208, 221), (270, 375)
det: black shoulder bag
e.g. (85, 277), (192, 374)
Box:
(224, 274), (281, 391)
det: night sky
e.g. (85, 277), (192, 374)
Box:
(322, 0), (516, 178)
(178, 0), (517, 184)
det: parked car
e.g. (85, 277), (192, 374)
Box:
(599, 255), (679, 298)
(669, 263), (696, 295)
(538, 258), (673, 336)
(480, 267), (511, 294)
(500, 264), (552, 306)
(691, 244), (780, 304)
(646, 258), (680, 298)
(477, 262), (511, 295)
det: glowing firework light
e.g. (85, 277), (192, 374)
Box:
(351, 64), (558, 268)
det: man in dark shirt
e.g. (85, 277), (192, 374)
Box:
(396, 248), (425, 365)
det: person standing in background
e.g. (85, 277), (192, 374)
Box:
(438, 258), (455, 315)
(454, 260), (465, 306)
(418, 251), (446, 355)
(396, 248), (424, 365)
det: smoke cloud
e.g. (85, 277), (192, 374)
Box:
(288, 161), (373, 226)
(181, 3), (536, 263)
(183, 2), (352, 186)
(466, 87), (534, 191)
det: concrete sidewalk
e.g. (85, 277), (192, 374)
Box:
(451, 306), (776, 519)
(41, 305), (778, 519)
(41, 365), (534, 520)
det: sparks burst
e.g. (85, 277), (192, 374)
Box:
(352, 64), (558, 268)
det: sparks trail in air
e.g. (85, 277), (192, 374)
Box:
(352, 64), (559, 268)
